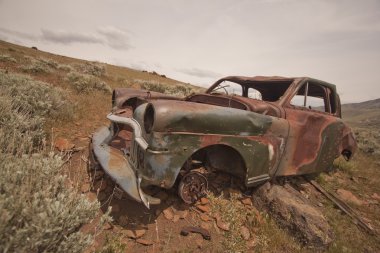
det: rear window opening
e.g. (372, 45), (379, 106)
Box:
(290, 81), (336, 114)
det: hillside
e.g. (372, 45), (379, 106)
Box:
(1, 40), (379, 253)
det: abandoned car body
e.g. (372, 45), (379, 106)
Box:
(92, 76), (357, 208)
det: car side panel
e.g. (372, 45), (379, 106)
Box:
(275, 108), (344, 176)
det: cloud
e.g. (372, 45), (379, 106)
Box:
(97, 26), (132, 50)
(41, 29), (102, 44)
(0, 27), (37, 40)
(176, 67), (221, 79)
(0, 26), (132, 50)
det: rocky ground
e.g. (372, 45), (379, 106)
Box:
(56, 132), (380, 253)
(1, 40), (380, 252)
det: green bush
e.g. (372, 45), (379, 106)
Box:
(66, 71), (111, 93)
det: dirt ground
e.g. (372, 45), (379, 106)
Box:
(1, 39), (379, 253)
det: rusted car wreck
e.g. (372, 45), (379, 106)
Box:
(92, 76), (357, 208)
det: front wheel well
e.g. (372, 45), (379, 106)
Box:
(184, 144), (247, 179)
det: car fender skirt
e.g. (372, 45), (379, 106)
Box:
(92, 126), (160, 208)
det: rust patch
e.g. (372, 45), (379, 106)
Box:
(200, 135), (222, 147)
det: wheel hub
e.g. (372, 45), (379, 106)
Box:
(178, 171), (208, 204)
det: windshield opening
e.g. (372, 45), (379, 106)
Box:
(210, 79), (293, 102)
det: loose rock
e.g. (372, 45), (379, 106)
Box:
(55, 137), (75, 151)
(177, 210), (189, 219)
(136, 238), (154, 246)
(163, 208), (174, 220)
(371, 192), (380, 201)
(103, 222), (113, 230)
(173, 214), (180, 223)
(200, 197), (209, 205)
(253, 182), (333, 250)
(240, 226), (250, 240)
(196, 205), (211, 213)
(200, 213), (212, 222)
(125, 229), (146, 239)
(216, 219), (230, 231)
(201, 222), (211, 230)
(241, 197), (253, 206)
(337, 189), (363, 206)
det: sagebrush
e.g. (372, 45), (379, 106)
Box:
(0, 71), (73, 150)
(74, 62), (106, 77)
(0, 54), (17, 63)
(66, 71), (111, 93)
(134, 79), (193, 96)
(0, 70), (108, 252)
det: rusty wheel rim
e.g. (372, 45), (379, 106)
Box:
(178, 171), (208, 204)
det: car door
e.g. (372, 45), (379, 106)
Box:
(275, 80), (344, 176)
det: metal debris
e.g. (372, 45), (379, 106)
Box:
(180, 226), (211, 240)
(308, 179), (375, 235)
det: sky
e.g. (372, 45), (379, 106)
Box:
(0, 0), (379, 103)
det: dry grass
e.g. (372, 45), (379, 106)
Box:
(318, 152), (380, 253)
(208, 192), (303, 253)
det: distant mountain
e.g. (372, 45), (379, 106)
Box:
(341, 98), (380, 128)
(342, 98), (380, 110)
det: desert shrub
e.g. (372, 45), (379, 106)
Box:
(333, 156), (357, 176)
(354, 127), (380, 156)
(21, 59), (52, 74)
(38, 57), (59, 69)
(0, 54), (17, 63)
(0, 96), (45, 153)
(21, 57), (59, 74)
(0, 141), (105, 252)
(0, 71), (74, 151)
(0, 70), (110, 252)
(134, 79), (193, 96)
(75, 62), (106, 77)
(170, 85), (193, 96)
(136, 79), (167, 93)
(0, 70), (73, 119)
(58, 64), (74, 72)
(66, 71), (111, 93)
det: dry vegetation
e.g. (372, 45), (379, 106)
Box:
(0, 39), (379, 252)
(0, 69), (110, 252)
